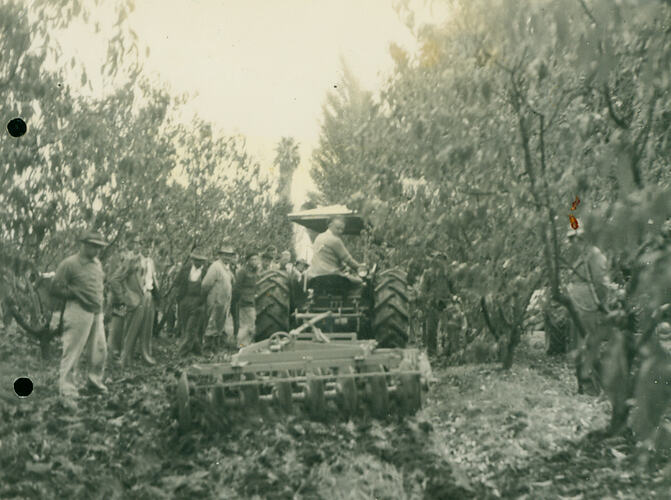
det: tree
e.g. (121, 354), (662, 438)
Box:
(0, 0), (295, 356)
(309, 0), (671, 440)
(273, 137), (300, 202)
(311, 61), (377, 204)
(0, 0), (151, 352)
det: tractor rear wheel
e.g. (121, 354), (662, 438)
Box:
(373, 269), (409, 348)
(255, 270), (291, 341)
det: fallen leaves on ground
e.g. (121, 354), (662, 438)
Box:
(0, 328), (668, 499)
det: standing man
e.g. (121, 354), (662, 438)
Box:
(261, 246), (279, 272)
(231, 250), (261, 347)
(294, 258), (309, 288)
(202, 245), (235, 349)
(110, 235), (157, 367)
(177, 250), (209, 355)
(138, 238), (159, 364)
(51, 231), (109, 402)
(438, 295), (468, 358)
(107, 251), (131, 361)
(223, 247), (239, 344)
(114, 253), (154, 367)
(295, 258), (309, 275)
(418, 251), (453, 356)
(106, 235), (137, 359)
(306, 216), (363, 284)
(280, 250), (301, 280)
(174, 252), (206, 339)
(566, 227), (622, 393)
(279, 250), (292, 272)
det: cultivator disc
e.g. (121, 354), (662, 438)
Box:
(175, 313), (428, 428)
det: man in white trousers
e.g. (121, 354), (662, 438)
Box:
(52, 231), (109, 405)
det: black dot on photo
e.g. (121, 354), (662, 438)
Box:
(14, 377), (33, 397)
(7, 118), (27, 138)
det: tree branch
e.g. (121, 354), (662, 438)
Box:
(578, 0), (598, 25)
(497, 302), (513, 330)
(634, 91), (658, 159)
(548, 87), (582, 130)
(457, 189), (510, 196)
(603, 84), (631, 129)
(480, 296), (500, 341)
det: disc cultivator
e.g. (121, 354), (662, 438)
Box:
(176, 312), (428, 427)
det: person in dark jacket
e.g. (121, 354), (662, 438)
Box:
(418, 251), (454, 356)
(177, 250), (209, 355)
(174, 253), (205, 337)
(231, 250), (261, 347)
(107, 250), (131, 361)
(111, 253), (156, 367)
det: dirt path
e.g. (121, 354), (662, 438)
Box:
(1, 328), (669, 499)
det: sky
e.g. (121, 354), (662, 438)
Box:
(126, 0), (429, 205)
(55, 0), (451, 206)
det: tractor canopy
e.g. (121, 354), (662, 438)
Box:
(288, 205), (364, 235)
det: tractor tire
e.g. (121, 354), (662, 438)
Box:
(373, 269), (409, 348)
(255, 270), (291, 341)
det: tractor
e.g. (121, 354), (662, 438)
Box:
(175, 206), (430, 427)
(255, 205), (409, 348)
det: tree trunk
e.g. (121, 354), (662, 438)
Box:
(501, 328), (521, 370)
(424, 308), (439, 356)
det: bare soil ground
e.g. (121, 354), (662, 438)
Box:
(1, 327), (669, 499)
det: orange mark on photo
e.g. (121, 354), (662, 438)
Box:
(569, 215), (579, 230)
(571, 196), (580, 211)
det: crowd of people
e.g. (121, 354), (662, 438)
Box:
(50, 230), (309, 407)
(50, 211), (657, 409)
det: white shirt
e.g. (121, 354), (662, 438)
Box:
(189, 264), (203, 282)
(140, 256), (156, 292)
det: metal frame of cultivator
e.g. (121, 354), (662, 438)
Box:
(296, 273), (371, 336)
(176, 312), (424, 428)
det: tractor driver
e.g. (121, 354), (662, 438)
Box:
(306, 216), (364, 285)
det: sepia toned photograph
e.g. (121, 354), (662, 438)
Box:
(1, 0), (670, 498)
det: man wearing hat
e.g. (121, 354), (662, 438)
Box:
(295, 258), (308, 274)
(51, 230), (109, 402)
(261, 246), (280, 272)
(293, 258), (309, 288)
(279, 250), (292, 271)
(110, 234), (160, 367)
(107, 250), (132, 362)
(566, 225), (623, 394)
(202, 245), (236, 348)
(176, 249), (209, 355)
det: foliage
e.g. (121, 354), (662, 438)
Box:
(0, 0), (293, 346)
(309, 0), (671, 436)
(311, 62), (375, 205)
(274, 136), (300, 202)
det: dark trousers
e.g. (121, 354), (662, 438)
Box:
(121, 294), (154, 367)
(178, 303), (207, 355)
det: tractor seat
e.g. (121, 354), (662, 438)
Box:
(307, 274), (360, 295)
